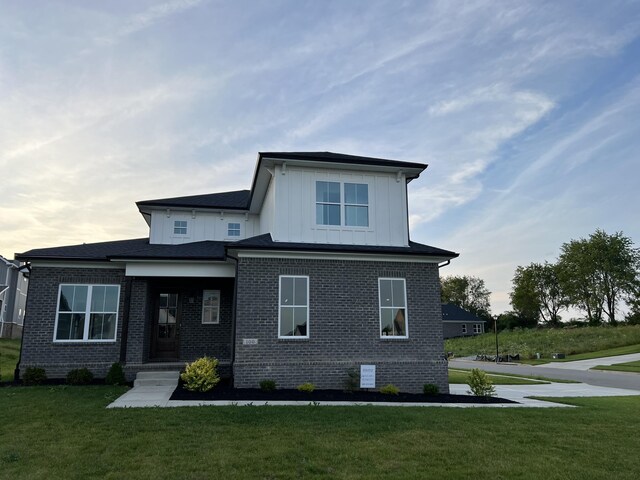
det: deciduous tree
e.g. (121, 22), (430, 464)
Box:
(440, 275), (491, 321)
(510, 262), (567, 326)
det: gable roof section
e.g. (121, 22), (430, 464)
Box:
(441, 303), (485, 323)
(136, 189), (250, 210)
(16, 238), (227, 262)
(228, 233), (458, 258)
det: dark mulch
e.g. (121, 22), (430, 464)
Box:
(170, 379), (516, 404)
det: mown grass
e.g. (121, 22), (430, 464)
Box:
(519, 343), (640, 364)
(445, 325), (640, 360)
(448, 369), (548, 385)
(0, 338), (20, 382)
(593, 360), (640, 373)
(1, 386), (639, 479)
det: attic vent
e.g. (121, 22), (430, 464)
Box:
(279, 267), (308, 276)
(380, 270), (404, 278)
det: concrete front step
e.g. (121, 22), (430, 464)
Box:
(133, 370), (180, 388)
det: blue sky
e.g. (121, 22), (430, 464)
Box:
(1, 0), (639, 314)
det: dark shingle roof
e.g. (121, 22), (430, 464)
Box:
(16, 238), (227, 262)
(229, 234), (458, 258)
(136, 190), (250, 210)
(441, 303), (485, 322)
(259, 151), (427, 170)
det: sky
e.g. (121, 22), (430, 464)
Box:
(1, 0), (639, 315)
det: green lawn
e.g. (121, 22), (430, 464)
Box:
(448, 369), (549, 385)
(445, 325), (640, 361)
(593, 360), (640, 373)
(0, 338), (21, 382)
(1, 387), (639, 479)
(520, 343), (640, 365)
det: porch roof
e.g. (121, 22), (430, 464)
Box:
(16, 238), (227, 262)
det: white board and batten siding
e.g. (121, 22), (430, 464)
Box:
(270, 164), (409, 247)
(149, 210), (260, 244)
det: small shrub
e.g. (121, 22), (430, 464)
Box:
(343, 368), (360, 392)
(467, 368), (496, 397)
(181, 356), (220, 392)
(66, 368), (94, 385)
(105, 362), (126, 385)
(379, 384), (400, 395)
(297, 382), (315, 393)
(423, 383), (439, 395)
(23, 367), (47, 386)
(259, 379), (277, 392)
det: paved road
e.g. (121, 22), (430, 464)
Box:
(537, 352), (640, 370)
(449, 359), (640, 391)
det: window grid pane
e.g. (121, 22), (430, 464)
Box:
(202, 290), (220, 324)
(379, 279), (407, 337)
(279, 277), (308, 337)
(56, 285), (119, 341)
(174, 220), (187, 235)
(228, 223), (241, 237)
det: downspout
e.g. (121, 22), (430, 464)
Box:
(13, 262), (31, 383)
(226, 252), (240, 387)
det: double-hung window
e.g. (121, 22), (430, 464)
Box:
(473, 323), (482, 334)
(173, 220), (188, 235)
(227, 223), (241, 237)
(279, 276), (309, 338)
(378, 278), (408, 338)
(202, 290), (220, 324)
(55, 285), (120, 342)
(315, 181), (369, 227)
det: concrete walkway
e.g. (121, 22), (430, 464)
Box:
(535, 352), (640, 370)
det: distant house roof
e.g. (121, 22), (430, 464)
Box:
(16, 238), (227, 262)
(442, 303), (485, 323)
(229, 234), (458, 258)
(258, 151), (427, 170)
(136, 190), (251, 210)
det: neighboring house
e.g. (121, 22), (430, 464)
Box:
(441, 303), (486, 339)
(16, 152), (458, 393)
(0, 256), (29, 339)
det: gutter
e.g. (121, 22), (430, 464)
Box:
(438, 260), (451, 269)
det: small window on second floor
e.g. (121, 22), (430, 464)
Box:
(173, 220), (187, 235)
(228, 223), (241, 237)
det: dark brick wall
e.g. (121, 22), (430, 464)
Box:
(233, 258), (448, 393)
(19, 266), (127, 378)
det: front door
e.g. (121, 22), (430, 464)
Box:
(151, 292), (180, 360)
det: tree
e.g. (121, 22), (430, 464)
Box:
(441, 275), (491, 321)
(558, 229), (640, 325)
(495, 311), (537, 331)
(510, 262), (567, 327)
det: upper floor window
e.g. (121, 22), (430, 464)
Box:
(55, 284), (120, 342)
(379, 278), (408, 338)
(173, 220), (188, 235)
(228, 223), (241, 237)
(279, 275), (309, 338)
(315, 181), (369, 227)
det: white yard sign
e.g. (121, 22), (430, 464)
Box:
(360, 365), (376, 389)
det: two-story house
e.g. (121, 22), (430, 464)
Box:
(16, 152), (458, 393)
(0, 255), (28, 339)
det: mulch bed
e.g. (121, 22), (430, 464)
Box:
(170, 379), (516, 404)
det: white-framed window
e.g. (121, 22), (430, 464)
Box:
(173, 220), (188, 235)
(227, 222), (241, 237)
(278, 275), (309, 338)
(473, 323), (482, 334)
(462, 324), (467, 334)
(378, 278), (408, 338)
(315, 181), (369, 227)
(202, 290), (220, 324)
(54, 284), (120, 342)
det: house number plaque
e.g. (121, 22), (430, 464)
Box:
(243, 338), (258, 345)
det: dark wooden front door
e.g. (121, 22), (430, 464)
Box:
(151, 292), (180, 360)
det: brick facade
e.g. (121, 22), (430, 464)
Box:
(233, 257), (448, 393)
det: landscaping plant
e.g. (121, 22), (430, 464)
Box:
(423, 383), (439, 395)
(297, 382), (316, 393)
(105, 362), (127, 385)
(181, 356), (220, 392)
(467, 368), (496, 397)
(66, 368), (94, 385)
(343, 368), (360, 392)
(379, 384), (400, 395)
(259, 379), (277, 391)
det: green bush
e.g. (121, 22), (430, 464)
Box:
(23, 367), (47, 386)
(296, 382), (315, 393)
(66, 368), (94, 385)
(379, 384), (400, 395)
(259, 379), (277, 391)
(467, 369), (496, 397)
(423, 383), (439, 395)
(181, 357), (220, 392)
(105, 362), (126, 385)
(343, 368), (360, 392)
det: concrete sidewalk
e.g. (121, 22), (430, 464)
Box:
(536, 352), (640, 370)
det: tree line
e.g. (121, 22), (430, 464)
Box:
(441, 229), (640, 328)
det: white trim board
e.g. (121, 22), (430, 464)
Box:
(125, 261), (235, 278)
(233, 250), (451, 263)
